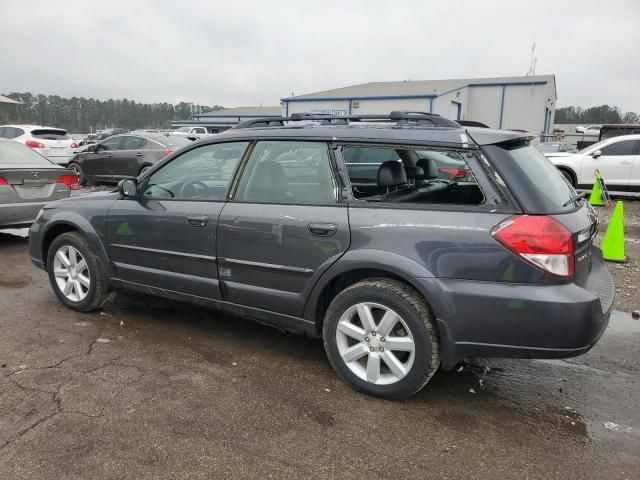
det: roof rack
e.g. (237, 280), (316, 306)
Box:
(231, 111), (460, 130)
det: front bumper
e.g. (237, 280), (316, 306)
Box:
(412, 247), (614, 369)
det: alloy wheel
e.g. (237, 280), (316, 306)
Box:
(53, 245), (90, 302)
(335, 302), (415, 385)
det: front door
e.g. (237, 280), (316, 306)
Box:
(106, 141), (249, 299)
(85, 136), (123, 181)
(114, 135), (150, 179)
(217, 140), (350, 317)
(580, 139), (638, 188)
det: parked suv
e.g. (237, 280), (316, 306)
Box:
(28, 112), (614, 399)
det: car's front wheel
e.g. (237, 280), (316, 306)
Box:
(47, 232), (111, 312)
(68, 162), (86, 186)
(323, 279), (440, 399)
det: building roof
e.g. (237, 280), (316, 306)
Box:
(0, 95), (21, 105)
(283, 75), (556, 101)
(198, 106), (282, 117)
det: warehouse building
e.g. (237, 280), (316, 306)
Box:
(170, 106), (281, 133)
(282, 75), (557, 134)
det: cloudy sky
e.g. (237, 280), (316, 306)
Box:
(1, 0), (639, 112)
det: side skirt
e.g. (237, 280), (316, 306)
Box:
(109, 278), (319, 337)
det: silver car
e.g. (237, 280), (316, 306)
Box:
(0, 139), (77, 228)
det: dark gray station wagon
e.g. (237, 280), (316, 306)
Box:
(29, 112), (614, 399)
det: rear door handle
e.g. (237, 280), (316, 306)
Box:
(187, 215), (209, 227)
(308, 223), (338, 237)
(135, 152), (144, 157)
(619, 161), (632, 165)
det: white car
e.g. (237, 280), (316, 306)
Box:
(575, 125), (601, 136)
(0, 125), (78, 166)
(548, 134), (640, 190)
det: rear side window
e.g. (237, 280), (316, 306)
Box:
(483, 142), (576, 213)
(0, 141), (53, 165)
(30, 129), (70, 140)
(342, 146), (483, 205)
(121, 136), (147, 150)
(234, 141), (337, 205)
(600, 140), (638, 156)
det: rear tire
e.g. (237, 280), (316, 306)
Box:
(560, 169), (575, 186)
(323, 279), (440, 399)
(68, 162), (86, 186)
(47, 232), (111, 312)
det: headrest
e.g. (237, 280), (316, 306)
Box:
(416, 158), (439, 180)
(377, 161), (407, 188)
(404, 165), (424, 179)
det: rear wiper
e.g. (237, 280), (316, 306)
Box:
(562, 191), (587, 207)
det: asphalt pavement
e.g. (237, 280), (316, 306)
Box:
(0, 228), (639, 479)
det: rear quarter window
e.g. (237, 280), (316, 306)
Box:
(482, 141), (576, 214)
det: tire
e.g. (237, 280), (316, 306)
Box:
(68, 162), (86, 186)
(323, 279), (440, 399)
(560, 169), (575, 186)
(46, 232), (111, 312)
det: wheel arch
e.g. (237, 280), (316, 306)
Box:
(556, 165), (577, 186)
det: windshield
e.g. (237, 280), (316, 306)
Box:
(0, 141), (54, 165)
(482, 141), (578, 213)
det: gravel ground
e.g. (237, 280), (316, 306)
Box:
(593, 198), (640, 313)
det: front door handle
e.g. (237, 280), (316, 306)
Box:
(187, 215), (209, 227)
(308, 223), (338, 237)
(135, 152), (144, 157)
(619, 161), (632, 165)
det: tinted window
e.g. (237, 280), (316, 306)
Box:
(99, 136), (122, 151)
(144, 142), (248, 200)
(600, 140), (637, 156)
(235, 141), (336, 205)
(153, 135), (191, 148)
(483, 142), (575, 213)
(30, 129), (70, 140)
(0, 141), (53, 165)
(194, 128), (206, 134)
(121, 136), (147, 150)
(343, 147), (400, 185)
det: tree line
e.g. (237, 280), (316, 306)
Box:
(0, 92), (223, 133)
(555, 104), (639, 124)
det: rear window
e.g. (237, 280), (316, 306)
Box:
(31, 129), (70, 140)
(155, 136), (192, 148)
(482, 141), (576, 213)
(0, 141), (53, 165)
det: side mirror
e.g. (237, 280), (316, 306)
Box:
(118, 179), (138, 198)
(592, 150), (602, 158)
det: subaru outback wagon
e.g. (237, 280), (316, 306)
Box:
(29, 112), (614, 399)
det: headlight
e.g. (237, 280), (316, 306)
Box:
(35, 208), (45, 221)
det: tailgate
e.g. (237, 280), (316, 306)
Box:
(552, 201), (599, 287)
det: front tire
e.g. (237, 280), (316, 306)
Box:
(323, 279), (440, 399)
(47, 232), (111, 312)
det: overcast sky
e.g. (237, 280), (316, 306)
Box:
(1, 0), (639, 112)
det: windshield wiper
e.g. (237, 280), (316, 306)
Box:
(563, 191), (587, 207)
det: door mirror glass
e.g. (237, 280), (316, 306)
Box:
(592, 150), (601, 158)
(118, 179), (138, 197)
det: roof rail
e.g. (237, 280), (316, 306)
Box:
(230, 111), (459, 130)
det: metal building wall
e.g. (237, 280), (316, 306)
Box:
(286, 100), (350, 116)
(353, 97), (432, 115)
(465, 86), (504, 128)
(501, 84), (548, 133)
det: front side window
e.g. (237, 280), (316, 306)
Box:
(343, 146), (483, 205)
(234, 141), (336, 205)
(600, 140), (637, 156)
(144, 142), (248, 200)
(99, 136), (123, 151)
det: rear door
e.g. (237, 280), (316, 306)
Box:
(580, 139), (637, 188)
(85, 136), (123, 180)
(106, 141), (249, 299)
(217, 140), (349, 317)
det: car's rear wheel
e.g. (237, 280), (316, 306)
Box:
(68, 162), (86, 186)
(323, 279), (440, 399)
(47, 232), (111, 312)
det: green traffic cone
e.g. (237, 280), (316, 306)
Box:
(589, 178), (604, 206)
(601, 201), (626, 263)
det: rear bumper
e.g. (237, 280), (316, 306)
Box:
(0, 201), (45, 228)
(412, 248), (614, 369)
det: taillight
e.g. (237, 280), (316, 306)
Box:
(162, 150), (173, 156)
(491, 215), (574, 277)
(71, 142), (79, 149)
(25, 140), (45, 148)
(439, 168), (469, 180)
(0, 176), (8, 185)
(57, 174), (81, 190)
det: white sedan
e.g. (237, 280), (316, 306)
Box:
(548, 134), (640, 191)
(0, 125), (78, 166)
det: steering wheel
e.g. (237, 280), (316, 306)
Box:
(178, 180), (210, 198)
